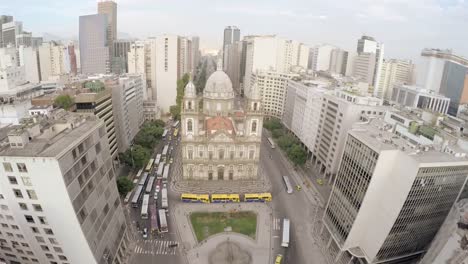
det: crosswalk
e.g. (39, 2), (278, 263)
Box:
(273, 218), (281, 231)
(134, 240), (178, 255)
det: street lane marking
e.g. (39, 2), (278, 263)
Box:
(133, 240), (179, 255)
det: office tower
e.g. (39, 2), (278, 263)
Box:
(75, 85), (118, 158)
(297, 44), (310, 69)
(0, 110), (130, 264)
(15, 32), (31, 47)
(1, 20), (22, 47)
(154, 35), (180, 113)
(68, 44), (78, 75)
(179, 37), (192, 78)
(416, 48), (468, 116)
(251, 71), (298, 118)
(329, 49), (349, 75)
(0, 15), (13, 47)
(313, 89), (385, 181)
(391, 84), (450, 114)
(112, 39), (131, 74)
(283, 79), (329, 158)
(223, 26), (240, 66)
(356, 35), (385, 98)
(98, 1), (117, 60)
(30, 37), (43, 49)
(224, 41), (243, 94)
(109, 75), (144, 152)
(378, 59), (414, 100)
(38, 42), (69, 81)
(322, 111), (468, 264)
(310, 44), (336, 72)
(353, 52), (377, 84)
(18, 46), (40, 83)
(79, 14), (109, 74)
(191, 36), (200, 69)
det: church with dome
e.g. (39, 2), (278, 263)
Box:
(180, 66), (264, 180)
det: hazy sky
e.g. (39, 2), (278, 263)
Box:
(3, 0), (468, 60)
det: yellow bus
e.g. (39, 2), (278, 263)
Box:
(211, 194), (240, 203)
(244, 193), (272, 202)
(173, 128), (179, 137)
(180, 193), (210, 203)
(145, 158), (154, 172)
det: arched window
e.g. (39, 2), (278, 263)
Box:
(253, 102), (258, 111)
(188, 101), (192, 110)
(251, 121), (257, 133)
(187, 119), (193, 132)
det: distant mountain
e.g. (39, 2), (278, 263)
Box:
(41, 33), (65, 42)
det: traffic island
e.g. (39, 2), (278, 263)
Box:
(190, 211), (257, 242)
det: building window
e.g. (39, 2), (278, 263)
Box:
(187, 120), (193, 132)
(188, 150), (193, 160)
(249, 149), (255, 159)
(13, 189), (23, 198)
(25, 215), (35, 223)
(21, 177), (32, 186)
(253, 102), (258, 111)
(26, 190), (37, 200)
(31, 227), (39, 233)
(251, 121), (257, 133)
(3, 162), (13, 172)
(8, 176), (18, 185)
(218, 149), (224, 160)
(33, 204), (43, 212)
(44, 228), (53, 235)
(188, 101), (192, 110)
(230, 151), (234, 160)
(19, 203), (28, 210)
(17, 163), (27, 172)
(209, 151), (213, 160)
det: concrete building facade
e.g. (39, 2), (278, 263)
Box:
(378, 59), (414, 100)
(79, 14), (109, 75)
(391, 84), (450, 114)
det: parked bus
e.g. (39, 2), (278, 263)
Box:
(172, 120), (180, 128)
(135, 168), (143, 178)
(161, 188), (168, 209)
(154, 154), (162, 167)
(173, 128), (179, 137)
(131, 185), (144, 208)
(141, 194), (150, 219)
(267, 137), (276, 149)
(162, 145), (169, 158)
(138, 172), (149, 186)
(145, 159), (154, 172)
(181, 193), (210, 203)
(211, 194), (241, 203)
(281, 218), (290, 248)
(150, 205), (159, 234)
(156, 162), (165, 179)
(162, 129), (168, 140)
(158, 209), (168, 233)
(162, 164), (170, 182)
(244, 193), (272, 202)
(124, 191), (133, 204)
(145, 176), (155, 194)
(282, 176), (293, 194)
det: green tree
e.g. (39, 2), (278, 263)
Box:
(272, 128), (284, 139)
(170, 105), (180, 120)
(54, 95), (74, 110)
(152, 119), (166, 128)
(263, 118), (283, 131)
(277, 134), (296, 151)
(120, 145), (150, 168)
(116, 177), (134, 196)
(287, 144), (307, 166)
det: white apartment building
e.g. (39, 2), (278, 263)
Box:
(178, 37), (192, 79)
(0, 110), (130, 264)
(18, 46), (40, 84)
(378, 59), (414, 100)
(314, 89), (385, 181)
(298, 44), (310, 69)
(127, 40), (150, 99)
(310, 44), (336, 72)
(38, 42), (70, 82)
(109, 74), (144, 152)
(322, 114), (468, 264)
(329, 49), (349, 75)
(356, 36), (385, 98)
(391, 84), (450, 114)
(283, 79), (329, 156)
(251, 71), (298, 119)
(352, 52), (376, 86)
(154, 35), (179, 113)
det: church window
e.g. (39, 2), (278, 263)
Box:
(251, 121), (257, 133)
(249, 149), (255, 159)
(218, 149), (224, 160)
(188, 101), (192, 110)
(253, 102), (258, 111)
(187, 120), (193, 132)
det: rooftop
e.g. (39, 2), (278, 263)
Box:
(206, 116), (235, 135)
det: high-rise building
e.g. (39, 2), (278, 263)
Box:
(356, 35), (385, 98)
(313, 89), (385, 180)
(297, 44), (310, 69)
(98, 0), (117, 61)
(79, 14), (109, 74)
(224, 41), (243, 94)
(191, 36), (200, 70)
(179, 37), (192, 79)
(416, 48), (468, 116)
(329, 49), (349, 75)
(38, 41), (70, 81)
(108, 74), (144, 152)
(15, 32), (31, 47)
(18, 46), (40, 83)
(1, 20), (22, 48)
(223, 26), (240, 66)
(391, 84), (450, 114)
(0, 15), (14, 47)
(68, 44), (78, 75)
(322, 111), (468, 264)
(251, 71), (298, 118)
(31, 37), (43, 48)
(353, 52), (377, 85)
(310, 44), (336, 72)
(378, 59), (414, 100)
(112, 39), (131, 74)
(0, 110), (131, 264)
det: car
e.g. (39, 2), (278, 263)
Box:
(154, 194), (158, 200)
(169, 158), (173, 164)
(163, 183), (167, 189)
(275, 254), (283, 264)
(155, 185), (161, 193)
(142, 228), (148, 239)
(132, 179), (138, 184)
(156, 179), (162, 186)
(296, 185), (302, 191)
(168, 136), (172, 141)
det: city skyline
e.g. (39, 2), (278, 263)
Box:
(2, 0), (468, 60)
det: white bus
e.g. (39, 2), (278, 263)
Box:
(154, 154), (162, 167)
(162, 164), (170, 183)
(141, 194), (150, 219)
(158, 209), (168, 233)
(161, 188), (168, 209)
(281, 218), (290, 248)
(267, 137), (276, 149)
(131, 185), (144, 208)
(172, 120), (180, 128)
(145, 176), (155, 194)
(145, 158), (155, 172)
(156, 162), (165, 179)
(124, 191), (133, 204)
(138, 172), (149, 186)
(282, 176), (293, 194)
(162, 129), (168, 140)
(135, 169), (143, 178)
(162, 145), (169, 158)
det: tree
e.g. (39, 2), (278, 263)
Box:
(263, 118), (283, 131)
(272, 128), (284, 139)
(152, 119), (165, 128)
(288, 144), (307, 166)
(170, 105), (180, 120)
(54, 95), (74, 110)
(277, 134), (296, 151)
(120, 145), (150, 168)
(116, 177), (134, 196)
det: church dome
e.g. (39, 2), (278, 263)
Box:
(185, 81), (196, 98)
(203, 69), (234, 99)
